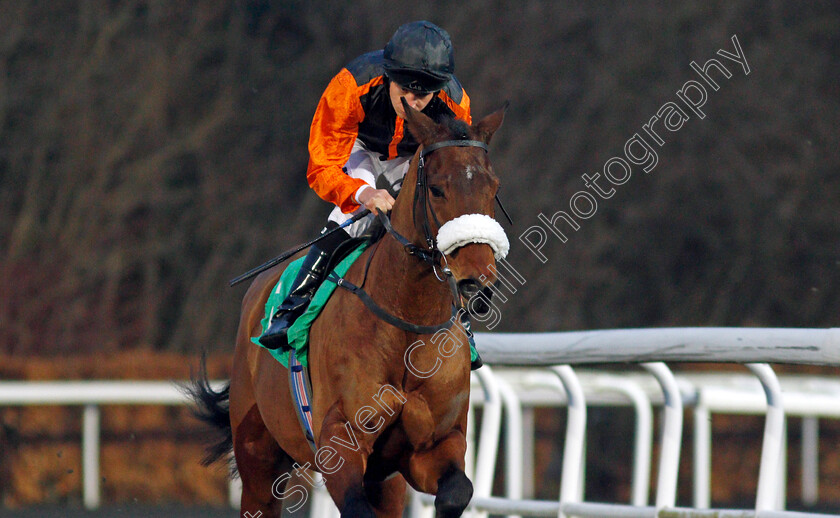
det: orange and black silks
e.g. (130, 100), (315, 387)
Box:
(306, 50), (471, 214)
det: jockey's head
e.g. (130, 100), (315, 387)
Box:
(383, 21), (454, 95)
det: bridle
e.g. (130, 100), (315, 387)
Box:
(329, 138), (491, 334)
(379, 139), (490, 275)
(416, 140), (489, 254)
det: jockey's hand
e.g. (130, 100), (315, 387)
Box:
(358, 188), (395, 215)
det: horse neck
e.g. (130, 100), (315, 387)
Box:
(369, 158), (452, 322)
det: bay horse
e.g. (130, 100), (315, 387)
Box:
(191, 100), (507, 517)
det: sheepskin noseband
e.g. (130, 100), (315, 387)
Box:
(436, 214), (509, 260)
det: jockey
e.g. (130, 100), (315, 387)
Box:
(259, 21), (482, 369)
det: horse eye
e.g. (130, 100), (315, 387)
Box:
(429, 186), (445, 198)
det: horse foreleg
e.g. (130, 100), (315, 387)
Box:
(364, 473), (407, 517)
(434, 467), (473, 518)
(318, 409), (378, 518)
(407, 433), (473, 518)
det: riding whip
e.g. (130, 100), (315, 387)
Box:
(495, 193), (513, 226)
(228, 209), (371, 287)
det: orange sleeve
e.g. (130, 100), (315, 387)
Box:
(440, 87), (472, 125)
(306, 69), (368, 213)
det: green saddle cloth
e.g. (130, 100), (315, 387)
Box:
(253, 242), (479, 368)
(253, 243), (368, 368)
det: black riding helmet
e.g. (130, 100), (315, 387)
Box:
(383, 21), (454, 94)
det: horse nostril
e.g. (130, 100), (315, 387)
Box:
(458, 280), (481, 300)
(458, 280), (494, 317)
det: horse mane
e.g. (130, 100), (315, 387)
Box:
(438, 115), (471, 141)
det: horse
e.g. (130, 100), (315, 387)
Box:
(190, 99), (508, 518)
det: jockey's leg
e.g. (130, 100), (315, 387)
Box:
(261, 141), (401, 351)
(259, 223), (351, 350)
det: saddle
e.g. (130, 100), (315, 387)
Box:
(251, 238), (369, 368)
(250, 236), (370, 452)
(252, 229), (478, 453)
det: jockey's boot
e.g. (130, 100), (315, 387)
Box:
(258, 244), (333, 351)
(461, 312), (484, 370)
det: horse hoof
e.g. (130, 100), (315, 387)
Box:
(435, 468), (473, 518)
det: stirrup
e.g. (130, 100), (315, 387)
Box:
(259, 300), (310, 350)
(259, 321), (292, 351)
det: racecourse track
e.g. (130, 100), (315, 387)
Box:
(0, 506), (237, 517)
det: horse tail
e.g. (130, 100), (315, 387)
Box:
(184, 353), (234, 470)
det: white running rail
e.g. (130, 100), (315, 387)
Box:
(0, 380), (238, 510)
(411, 327), (840, 518)
(2, 327), (840, 516)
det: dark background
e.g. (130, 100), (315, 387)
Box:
(2, 1), (838, 354)
(1, 0), (839, 511)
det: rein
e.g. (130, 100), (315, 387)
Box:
(327, 138), (490, 335)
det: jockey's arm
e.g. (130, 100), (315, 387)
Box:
(306, 69), (369, 214)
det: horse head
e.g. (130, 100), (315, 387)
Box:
(395, 98), (509, 312)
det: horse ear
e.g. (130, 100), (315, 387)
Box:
(473, 101), (509, 144)
(401, 97), (439, 146)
